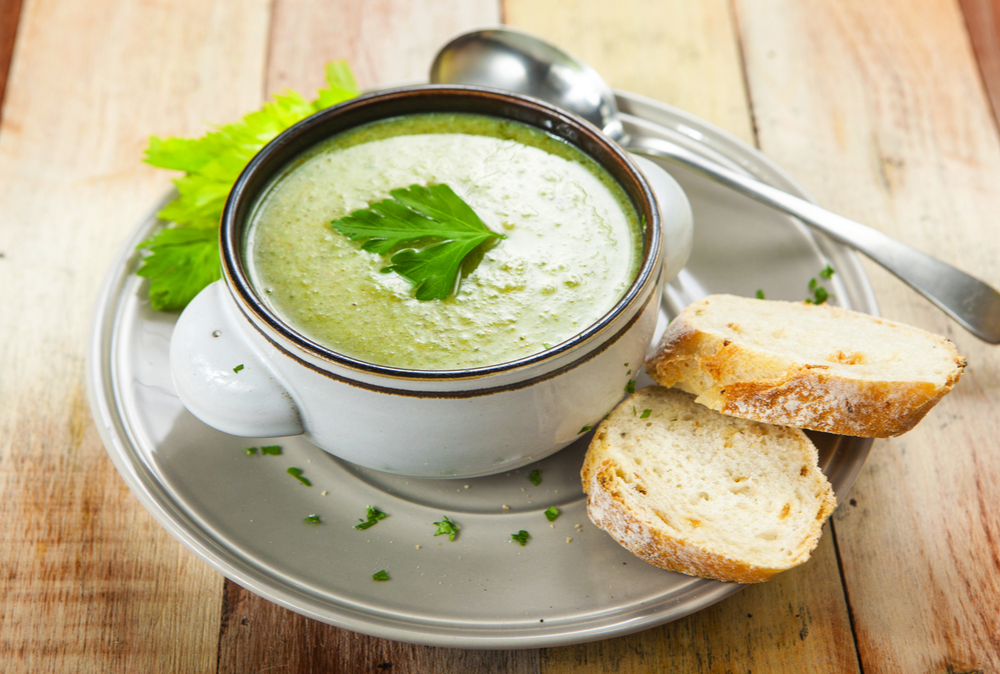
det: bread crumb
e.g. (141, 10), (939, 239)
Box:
(321, 490), (328, 496)
(502, 505), (510, 510)
(415, 545), (421, 549)
(566, 537), (573, 543)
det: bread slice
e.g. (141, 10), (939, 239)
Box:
(647, 294), (966, 437)
(582, 386), (835, 583)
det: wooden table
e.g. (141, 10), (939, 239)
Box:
(2, 0), (999, 671)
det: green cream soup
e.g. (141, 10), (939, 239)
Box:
(246, 113), (643, 370)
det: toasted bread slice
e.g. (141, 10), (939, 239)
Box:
(647, 294), (966, 437)
(582, 386), (835, 583)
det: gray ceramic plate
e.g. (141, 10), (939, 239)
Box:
(87, 91), (876, 648)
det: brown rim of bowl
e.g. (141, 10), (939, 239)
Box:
(220, 84), (662, 381)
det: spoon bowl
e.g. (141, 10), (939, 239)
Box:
(431, 27), (1000, 344)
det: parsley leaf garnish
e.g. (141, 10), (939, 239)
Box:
(640, 409), (652, 419)
(433, 515), (459, 541)
(329, 184), (505, 300)
(233, 364), (244, 373)
(286, 467), (311, 486)
(544, 507), (560, 522)
(529, 469), (543, 486)
(137, 62), (359, 311)
(245, 447), (257, 456)
(578, 425), (593, 435)
(304, 514), (321, 524)
(625, 379), (636, 395)
(755, 289), (765, 300)
(820, 264), (835, 279)
(511, 530), (530, 546)
(372, 570), (389, 581)
(354, 506), (387, 530)
(260, 445), (282, 455)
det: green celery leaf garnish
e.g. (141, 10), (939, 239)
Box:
(511, 530), (530, 546)
(329, 184), (505, 300)
(138, 62), (359, 310)
(136, 226), (221, 311)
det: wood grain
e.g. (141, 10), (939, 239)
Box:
(267, 0), (501, 95)
(735, 0), (1000, 671)
(504, 0), (755, 144)
(217, 581), (541, 674)
(0, 0), (271, 671)
(0, 0), (21, 119)
(502, 1), (861, 670)
(959, 0), (1000, 131)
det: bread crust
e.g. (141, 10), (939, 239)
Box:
(647, 296), (966, 437)
(582, 387), (837, 584)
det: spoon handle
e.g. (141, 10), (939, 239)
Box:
(627, 136), (1000, 344)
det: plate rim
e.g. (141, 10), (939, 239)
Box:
(86, 89), (877, 648)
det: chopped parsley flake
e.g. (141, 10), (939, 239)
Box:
(529, 469), (542, 486)
(755, 289), (765, 300)
(640, 409), (652, 419)
(511, 530), (530, 546)
(625, 379), (636, 395)
(286, 467), (311, 486)
(578, 425), (593, 435)
(544, 507), (560, 522)
(372, 570), (389, 581)
(820, 264), (835, 279)
(233, 364), (244, 373)
(304, 514), (321, 524)
(354, 506), (387, 530)
(244, 447), (257, 455)
(433, 515), (459, 541)
(261, 445), (282, 455)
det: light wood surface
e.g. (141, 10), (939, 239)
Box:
(1, 0), (998, 672)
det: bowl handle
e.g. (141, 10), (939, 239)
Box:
(169, 280), (304, 438)
(633, 155), (694, 282)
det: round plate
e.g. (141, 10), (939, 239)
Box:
(87, 91), (876, 648)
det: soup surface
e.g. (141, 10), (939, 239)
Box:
(246, 113), (642, 370)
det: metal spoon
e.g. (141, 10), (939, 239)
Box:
(430, 27), (1000, 344)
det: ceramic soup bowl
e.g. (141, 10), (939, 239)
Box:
(169, 85), (692, 478)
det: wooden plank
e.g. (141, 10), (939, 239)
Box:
(216, 3), (512, 671)
(959, 0), (1000, 131)
(217, 581), (541, 674)
(267, 0), (502, 94)
(0, 0), (271, 671)
(504, 0), (755, 144)
(502, 2), (861, 672)
(734, 0), (1000, 672)
(0, 0), (22, 119)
